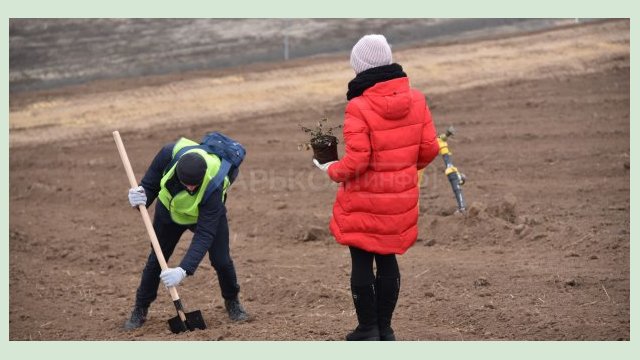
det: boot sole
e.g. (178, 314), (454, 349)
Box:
(345, 335), (381, 341)
(362, 336), (381, 341)
(123, 321), (145, 331)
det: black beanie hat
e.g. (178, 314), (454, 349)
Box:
(176, 152), (207, 186)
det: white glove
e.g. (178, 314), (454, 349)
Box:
(128, 186), (147, 207)
(160, 267), (187, 287)
(313, 159), (338, 172)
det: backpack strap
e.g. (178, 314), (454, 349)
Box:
(202, 159), (232, 203)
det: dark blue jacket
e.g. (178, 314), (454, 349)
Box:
(140, 142), (225, 275)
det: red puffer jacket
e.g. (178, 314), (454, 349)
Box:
(327, 77), (439, 254)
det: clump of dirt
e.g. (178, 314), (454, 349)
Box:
(299, 226), (329, 242)
(487, 194), (518, 223)
(424, 196), (530, 246)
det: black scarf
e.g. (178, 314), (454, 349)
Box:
(346, 63), (407, 100)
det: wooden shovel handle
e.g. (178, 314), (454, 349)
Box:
(112, 131), (183, 306)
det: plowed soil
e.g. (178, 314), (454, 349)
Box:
(9, 19), (629, 340)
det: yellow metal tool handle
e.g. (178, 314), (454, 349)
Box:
(437, 137), (450, 156)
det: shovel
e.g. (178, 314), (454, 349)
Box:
(113, 130), (207, 334)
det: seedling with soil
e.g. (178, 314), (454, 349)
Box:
(299, 117), (342, 164)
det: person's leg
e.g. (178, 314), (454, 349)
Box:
(346, 246), (380, 341)
(374, 254), (399, 278)
(374, 253), (401, 340)
(349, 246), (375, 286)
(207, 213), (246, 321)
(125, 203), (186, 330)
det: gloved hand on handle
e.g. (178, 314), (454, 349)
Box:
(128, 186), (147, 207)
(160, 267), (187, 287)
(313, 159), (338, 172)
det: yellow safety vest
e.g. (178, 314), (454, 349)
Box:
(158, 138), (229, 225)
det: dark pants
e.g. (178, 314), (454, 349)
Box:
(134, 202), (240, 309)
(349, 246), (400, 286)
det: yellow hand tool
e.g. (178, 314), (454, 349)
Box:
(437, 126), (467, 213)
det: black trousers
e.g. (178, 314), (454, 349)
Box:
(134, 202), (240, 308)
(349, 246), (400, 286)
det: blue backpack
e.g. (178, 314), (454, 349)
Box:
(167, 132), (246, 202)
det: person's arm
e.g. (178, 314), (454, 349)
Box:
(139, 142), (174, 207)
(417, 105), (439, 170)
(327, 103), (371, 182)
(178, 188), (225, 275)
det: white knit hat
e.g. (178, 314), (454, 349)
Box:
(350, 34), (393, 74)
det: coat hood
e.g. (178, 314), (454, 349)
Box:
(362, 77), (413, 120)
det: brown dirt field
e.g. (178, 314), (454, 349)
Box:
(9, 20), (629, 340)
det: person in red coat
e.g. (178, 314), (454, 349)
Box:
(313, 34), (440, 340)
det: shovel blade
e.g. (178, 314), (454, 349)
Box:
(168, 310), (207, 334)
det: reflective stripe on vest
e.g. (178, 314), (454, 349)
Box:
(158, 138), (230, 225)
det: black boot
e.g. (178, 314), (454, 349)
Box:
(224, 297), (249, 322)
(123, 305), (148, 330)
(376, 276), (400, 341)
(346, 283), (380, 341)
